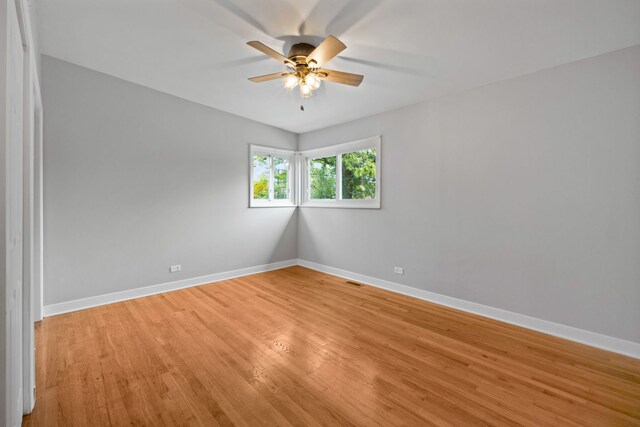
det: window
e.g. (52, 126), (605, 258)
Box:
(273, 157), (290, 200)
(249, 145), (295, 207)
(341, 148), (377, 200)
(249, 136), (380, 209)
(252, 155), (270, 200)
(301, 136), (381, 209)
(309, 156), (337, 200)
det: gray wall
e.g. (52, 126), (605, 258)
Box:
(43, 56), (297, 305)
(298, 45), (640, 343)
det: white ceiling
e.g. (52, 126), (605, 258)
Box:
(38, 0), (640, 133)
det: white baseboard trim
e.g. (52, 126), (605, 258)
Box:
(43, 259), (298, 317)
(296, 259), (640, 359)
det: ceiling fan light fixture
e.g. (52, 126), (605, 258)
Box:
(283, 73), (299, 90)
(305, 73), (321, 90)
(300, 83), (313, 98)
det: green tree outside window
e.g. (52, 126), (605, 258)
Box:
(310, 156), (336, 199)
(342, 149), (376, 199)
(253, 155), (289, 200)
(252, 155), (269, 199)
(273, 157), (289, 199)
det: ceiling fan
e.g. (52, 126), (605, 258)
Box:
(246, 35), (364, 99)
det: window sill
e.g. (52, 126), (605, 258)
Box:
(300, 200), (380, 209)
(249, 200), (297, 208)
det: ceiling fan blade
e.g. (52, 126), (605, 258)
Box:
(248, 72), (287, 83)
(306, 35), (346, 67)
(318, 69), (363, 87)
(247, 41), (294, 66)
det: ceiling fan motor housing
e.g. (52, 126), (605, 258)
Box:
(288, 43), (316, 64)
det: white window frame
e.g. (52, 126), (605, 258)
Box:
(300, 136), (381, 209)
(249, 145), (296, 207)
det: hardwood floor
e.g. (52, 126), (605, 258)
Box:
(23, 266), (640, 426)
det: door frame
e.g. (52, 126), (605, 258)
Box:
(2, 0), (26, 424)
(32, 73), (43, 326)
(23, 59), (42, 413)
(21, 46), (42, 415)
(2, 0), (40, 420)
(15, 0), (41, 414)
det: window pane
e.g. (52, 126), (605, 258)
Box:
(252, 155), (269, 199)
(273, 157), (289, 199)
(341, 149), (377, 199)
(310, 156), (336, 199)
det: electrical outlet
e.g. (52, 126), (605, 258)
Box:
(170, 265), (182, 273)
(394, 267), (404, 275)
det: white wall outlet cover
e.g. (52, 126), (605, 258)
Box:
(170, 265), (182, 273)
(394, 267), (404, 275)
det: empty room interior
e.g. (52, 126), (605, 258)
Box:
(2, 0), (640, 425)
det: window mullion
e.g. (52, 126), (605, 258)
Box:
(287, 156), (292, 203)
(294, 154), (300, 205)
(336, 153), (343, 200)
(306, 158), (311, 202)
